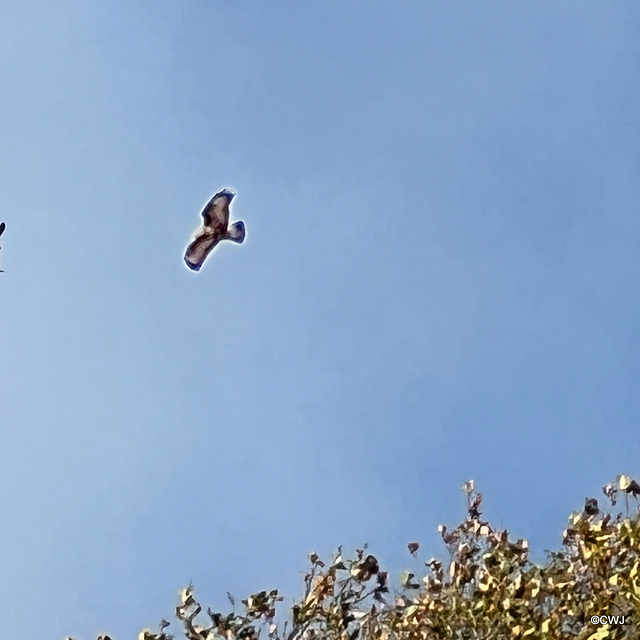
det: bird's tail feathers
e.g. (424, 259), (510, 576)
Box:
(227, 221), (246, 244)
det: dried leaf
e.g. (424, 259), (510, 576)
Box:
(400, 570), (419, 589)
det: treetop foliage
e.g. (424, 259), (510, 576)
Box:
(67, 474), (640, 640)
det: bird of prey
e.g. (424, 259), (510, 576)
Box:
(184, 189), (246, 271)
(0, 222), (5, 272)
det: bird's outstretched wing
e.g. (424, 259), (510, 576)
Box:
(184, 230), (221, 271)
(201, 189), (234, 229)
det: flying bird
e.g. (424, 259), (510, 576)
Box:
(184, 189), (245, 271)
(0, 221), (5, 272)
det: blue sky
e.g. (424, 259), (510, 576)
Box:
(1, 1), (639, 638)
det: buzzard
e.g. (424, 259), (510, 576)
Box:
(0, 221), (5, 272)
(184, 189), (246, 271)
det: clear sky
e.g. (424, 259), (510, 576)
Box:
(1, 2), (639, 638)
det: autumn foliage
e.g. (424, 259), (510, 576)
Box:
(69, 475), (640, 640)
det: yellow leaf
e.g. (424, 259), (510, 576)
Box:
(619, 474), (633, 491)
(478, 576), (492, 592)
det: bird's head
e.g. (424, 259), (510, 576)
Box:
(217, 188), (236, 201)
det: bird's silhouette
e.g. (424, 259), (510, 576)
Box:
(0, 222), (5, 272)
(184, 189), (245, 271)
